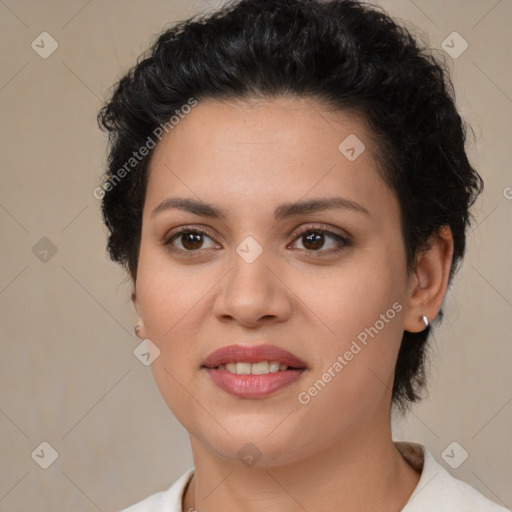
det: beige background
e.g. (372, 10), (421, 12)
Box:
(0, 0), (511, 510)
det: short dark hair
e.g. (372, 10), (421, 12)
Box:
(97, 0), (483, 412)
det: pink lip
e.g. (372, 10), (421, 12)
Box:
(202, 344), (307, 369)
(205, 368), (305, 399)
(202, 344), (307, 399)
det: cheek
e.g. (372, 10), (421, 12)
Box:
(296, 294), (404, 432)
(295, 251), (404, 350)
(294, 249), (405, 402)
(136, 262), (204, 425)
(149, 358), (196, 427)
(136, 248), (209, 343)
(135, 253), (210, 401)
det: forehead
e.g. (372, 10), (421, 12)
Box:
(144, 96), (395, 219)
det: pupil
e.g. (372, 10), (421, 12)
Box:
(304, 232), (323, 250)
(182, 232), (203, 250)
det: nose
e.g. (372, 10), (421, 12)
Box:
(212, 249), (292, 328)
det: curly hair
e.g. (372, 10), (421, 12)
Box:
(97, 0), (483, 412)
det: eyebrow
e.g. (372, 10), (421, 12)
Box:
(151, 196), (370, 220)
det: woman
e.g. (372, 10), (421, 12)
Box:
(97, 0), (507, 510)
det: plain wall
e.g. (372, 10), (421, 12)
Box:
(0, 0), (511, 510)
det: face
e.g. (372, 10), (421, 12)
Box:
(133, 96), (414, 466)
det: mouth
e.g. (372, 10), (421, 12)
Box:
(202, 343), (307, 371)
(202, 344), (307, 399)
(214, 361), (295, 374)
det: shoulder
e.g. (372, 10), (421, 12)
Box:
(119, 468), (195, 512)
(396, 442), (508, 512)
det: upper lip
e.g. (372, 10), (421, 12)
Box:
(202, 344), (307, 369)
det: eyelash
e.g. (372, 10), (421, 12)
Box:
(162, 224), (352, 258)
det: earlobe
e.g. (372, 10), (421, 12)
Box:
(403, 225), (454, 333)
(131, 288), (145, 339)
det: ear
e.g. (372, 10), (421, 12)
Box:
(131, 286), (139, 314)
(131, 286), (144, 335)
(403, 225), (454, 333)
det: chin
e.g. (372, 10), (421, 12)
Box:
(186, 414), (318, 468)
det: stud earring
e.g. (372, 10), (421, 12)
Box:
(134, 324), (142, 338)
(421, 315), (429, 329)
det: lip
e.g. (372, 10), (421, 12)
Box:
(202, 344), (307, 399)
(202, 344), (307, 369)
(205, 368), (305, 399)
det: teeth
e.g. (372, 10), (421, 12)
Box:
(236, 362), (251, 375)
(251, 361), (269, 374)
(269, 361), (280, 373)
(218, 361), (290, 374)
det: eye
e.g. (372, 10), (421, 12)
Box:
(163, 227), (220, 253)
(289, 225), (351, 255)
(162, 224), (351, 257)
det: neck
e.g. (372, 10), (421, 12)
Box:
(182, 417), (421, 512)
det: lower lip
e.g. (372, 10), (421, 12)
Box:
(204, 368), (306, 399)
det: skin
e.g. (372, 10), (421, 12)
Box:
(132, 96), (454, 512)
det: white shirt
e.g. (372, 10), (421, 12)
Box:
(120, 442), (508, 511)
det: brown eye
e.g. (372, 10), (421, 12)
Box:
(291, 227), (350, 254)
(180, 231), (205, 250)
(301, 231), (326, 251)
(164, 228), (220, 253)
